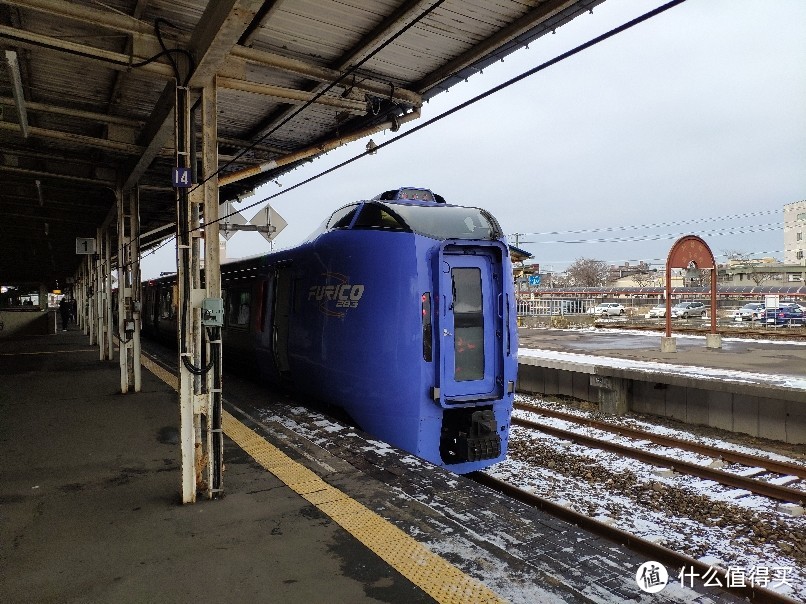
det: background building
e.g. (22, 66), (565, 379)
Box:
(784, 200), (806, 264)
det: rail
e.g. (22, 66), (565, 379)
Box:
(514, 403), (806, 478)
(510, 414), (805, 504)
(472, 472), (800, 604)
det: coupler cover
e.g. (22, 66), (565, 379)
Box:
(458, 410), (500, 462)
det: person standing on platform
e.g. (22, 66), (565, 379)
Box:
(69, 298), (77, 325)
(59, 297), (70, 331)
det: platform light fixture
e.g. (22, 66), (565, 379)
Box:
(5, 50), (29, 139)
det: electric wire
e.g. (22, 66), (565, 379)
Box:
(129, 0), (447, 263)
(526, 223), (789, 245)
(1, 20), (196, 85)
(537, 249), (788, 268)
(133, 0), (690, 267)
(509, 209), (787, 237)
(187, 0), (448, 194)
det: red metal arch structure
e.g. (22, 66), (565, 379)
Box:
(665, 235), (717, 337)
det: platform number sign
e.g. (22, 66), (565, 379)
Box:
(172, 167), (192, 188)
(76, 237), (96, 255)
(528, 275), (541, 286)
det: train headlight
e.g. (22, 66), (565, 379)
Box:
(422, 292), (432, 362)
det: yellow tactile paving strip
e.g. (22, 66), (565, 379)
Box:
(141, 353), (507, 604)
(223, 411), (507, 604)
(141, 354), (180, 391)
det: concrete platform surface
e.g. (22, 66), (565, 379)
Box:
(0, 330), (429, 604)
(517, 327), (806, 381)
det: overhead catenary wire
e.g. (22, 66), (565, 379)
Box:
(509, 209), (787, 237)
(132, 0), (690, 269)
(524, 223), (789, 245)
(536, 250), (788, 269)
(129, 0), (447, 262)
(187, 0), (448, 194)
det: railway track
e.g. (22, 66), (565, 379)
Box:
(142, 340), (800, 601)
(472, 472), (800, 604)
(511, 405), (806, 504)
(514, 403), (806, 478)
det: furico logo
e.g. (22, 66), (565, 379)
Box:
(308, 272), (365, 318)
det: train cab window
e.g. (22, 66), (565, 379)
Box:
(227, 288), (251, 328)
(390, 204), (502, 240)
(452, 268), (484, 381)
(352, 203), (408, 231)
(327, 204), (359, 230)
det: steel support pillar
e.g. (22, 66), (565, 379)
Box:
(76, 261), (84, 332)
(88, 252), (96, 345)
(176, 82), (223, 503)
(200, 80), (223, 499)
(104, 227), (114, 360)
(130, 189), (142, 391)
(95, 227), (104, 352)
(116, 185), (142, 392)
(82, 256), (90, 335)
(94, 225), (113, 360)
(117, 187), (128, 388)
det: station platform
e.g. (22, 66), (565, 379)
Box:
(516, 328), (806, 445)
(1, 327), (743, 604)
(516, 327), (806, 382)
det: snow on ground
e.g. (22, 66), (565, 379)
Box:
(517, 347), (806, 390)
(496, 395), (806, 601)
(559, 326), (806, 347)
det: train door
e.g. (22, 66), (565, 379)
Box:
(272, 267), (292, 375)
(440, 254), (497, 399)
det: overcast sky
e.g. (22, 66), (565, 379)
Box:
(142, 0), (806, 279)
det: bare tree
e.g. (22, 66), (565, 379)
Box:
(749, 269), (770, 286)
(566, 258), (610, 287)
(722, 249), (748, 262)
(631, 271), (656, 287)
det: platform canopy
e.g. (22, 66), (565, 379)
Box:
(0, 0), (601, 287)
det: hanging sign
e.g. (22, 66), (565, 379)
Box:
(76, 237), (96, 254)
(172, 167), (192, 188)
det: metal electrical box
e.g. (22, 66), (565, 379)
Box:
(201, 297), (224, 326)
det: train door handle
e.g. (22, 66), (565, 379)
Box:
(443, 328), (452, 337)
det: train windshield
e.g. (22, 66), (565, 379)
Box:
(385, 203), (502, 240)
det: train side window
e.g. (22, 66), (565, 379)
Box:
(159, 288), (173, 319)
(327, 204), (359, 229)
(227, 288), (251, 328)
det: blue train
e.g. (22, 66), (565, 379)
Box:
(143, 187), (517, 473)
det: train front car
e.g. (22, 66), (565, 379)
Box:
(278, 187), (517, 474)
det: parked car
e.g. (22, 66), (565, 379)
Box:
(763, 303), (805, 326)
(591, 302), (625, 317)
(731, 302), (765, 322)
(647, 304), (666, 318)
(671, 301), (707, 319)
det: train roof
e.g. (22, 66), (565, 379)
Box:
(372, 187), (446, 205)
(304, 188), (506, 242)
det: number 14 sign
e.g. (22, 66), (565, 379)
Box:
(172, 167), (192, 188)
